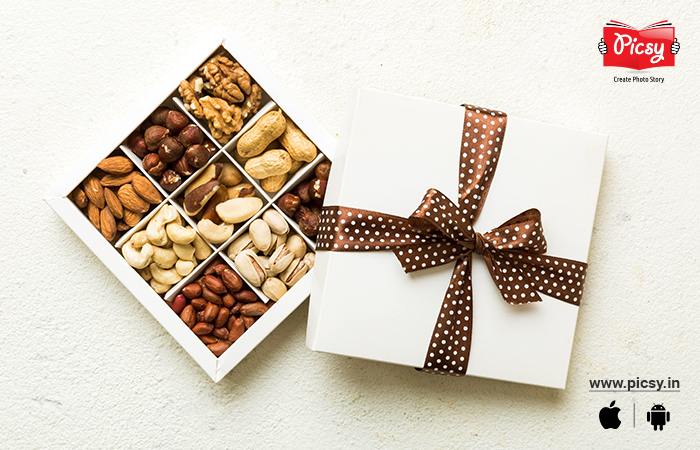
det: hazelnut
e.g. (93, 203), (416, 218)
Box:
(295, 180), (312, 204)
(277, 193), (301, 217)
(159, 170), (182, 192)
(315, 161), (331, 180)
(158, 137), (185, 164)
(165, 110), (189, 134)
(173, 155), (196, 177)
(309, 178), (327, 202)
(184, 145), (210, 168)
(178, 124), (204, 147)
(203, 140), (218, 159)
(143, 153), (166, 177)
(127, 132), (148, 158)
(295, 206), (319, 237)
(144, 125), (169, 151)
(150, 106), (170, 126)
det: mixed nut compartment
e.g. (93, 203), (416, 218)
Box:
(68, 48), (330, 357)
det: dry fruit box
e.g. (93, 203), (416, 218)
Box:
(44, 25), (335, 382)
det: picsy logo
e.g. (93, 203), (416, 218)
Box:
(598, 20), (680, 70)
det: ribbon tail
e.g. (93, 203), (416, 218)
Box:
(509, 251), (588, 305)
(421, 254), (474, 376)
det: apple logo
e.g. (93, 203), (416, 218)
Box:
(599, 401), (621, 429)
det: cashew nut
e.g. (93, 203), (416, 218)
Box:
(122, 240), (154, 269)
(173, 243), (196, 261)
(175, 259), (195, 277)
(138, 266), (152, 281)
(152, 246), (178, 269)
(192, 233), (213, 260)
(166, 222), (196, 244)
(198, 219), (234, 244)
(131, 230), (149, 248)
(149, 262), (183, 285)
(147, 204), (178, 246)
(149, 278), (172, 294)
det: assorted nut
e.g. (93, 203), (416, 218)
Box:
(178, 52), (263, 145)
(234, 110), (316, 194)
(71, 154), (162, 242)
(126, 106), (217, 193)
(227, 208), (315, 297)
(70, 46), (331, 360)
(171, 258), (273, 356)
(277, 160), (331, 238)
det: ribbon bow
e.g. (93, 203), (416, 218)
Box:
(316, 104), (587, 376)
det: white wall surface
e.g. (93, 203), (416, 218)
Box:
(1, 1), (698, 448)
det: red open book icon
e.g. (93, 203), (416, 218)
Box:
(603, 20), (675, 70)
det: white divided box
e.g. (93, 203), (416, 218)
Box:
(44, 25), (335, 382)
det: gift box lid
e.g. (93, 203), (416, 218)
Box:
(307, 87), (606, 389)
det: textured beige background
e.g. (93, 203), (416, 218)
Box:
(1, 1), (698, 448)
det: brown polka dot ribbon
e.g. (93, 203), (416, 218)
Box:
(316, 105), (588, 376)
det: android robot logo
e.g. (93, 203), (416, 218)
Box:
(647, 404), (670, 430)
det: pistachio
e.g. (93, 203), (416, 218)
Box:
(234, 249), (266, 287)
(262, 209), (289, 235)
(279, 257), (308, 287)
(227, 232), (255, 258)
(249, 218), (272, 253)
(258, 256), (272, 277)
(273, 232), (287, 252)
(216, 197), (263, 224)
(262, 277), (287, 301)
(268, 244), (295, 275)
(302, 251), (316, 270)
(286, 234), (307, 259)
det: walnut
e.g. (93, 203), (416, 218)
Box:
(199, 96), (242, 144)
(207, 55), (252, 95)
(241, 84), (262, 120)
(178, 76), (205, 119)
(199, 55), (245, 104)
(226, 62), (252, 95)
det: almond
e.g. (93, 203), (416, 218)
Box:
(100, 207), (117, 241)
(87, 201), (101, 229)
(97, 156), (134, 175)
(104, 188), (123, 219)
(71, 187), (88, 208)
(100, 172), (135, 187)
(123, 209), (143, 227)
(83, 175), (105, 209)
(117, 184), (150, 213)
(131, 175), (163, 204)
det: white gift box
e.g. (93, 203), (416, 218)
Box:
(307, 88), (606, 389)
(44, 25), (334, 382)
